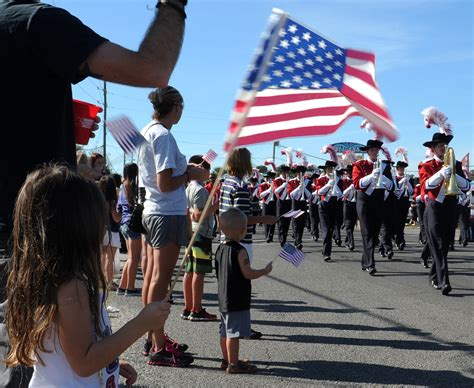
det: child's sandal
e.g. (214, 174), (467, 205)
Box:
(226, 360), (257, 374)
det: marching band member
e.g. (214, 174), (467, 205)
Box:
(342, 165), (357, 251)
(393, 148), (413, 250)
(378, 147), (396, 260)
(353, 138), (393, 275)
(274, 152), (293, 247)
(308, 168), (321, 242)
(258, 161), (277, 243)
(457, 189), (471, 247)
(288, 164), (312, 250)
(316, 160), (342, 262)
(419, 107), (470, 295)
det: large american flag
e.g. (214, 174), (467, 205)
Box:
(225, 9), (398, 150)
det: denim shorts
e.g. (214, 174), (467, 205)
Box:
(219, 310), (251, 339)
(120, 223), (142, 241)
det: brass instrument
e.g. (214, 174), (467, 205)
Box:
(444, 147), (462, 196)
(374, 159), (385, 189)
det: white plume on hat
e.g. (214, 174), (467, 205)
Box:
(295, 149), (308, 167)
(264, 159), (276, 173)
(321, 144), (338, 165)
(420, 106), (452, 136)
(360, 119), (384, 141)
(342, 150), (357, 165)
(280, 147), (294, 166)
(395, 147), (408, 164)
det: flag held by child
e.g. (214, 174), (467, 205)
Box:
(224, 8), (398, 151)
(202, 149), (218, 164)
(279, 243), (305, 267)
(108, 115), (147, 154)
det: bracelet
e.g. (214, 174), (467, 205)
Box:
(156, 0), (187, 19)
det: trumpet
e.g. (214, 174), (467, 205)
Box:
(444, 147), (462, 196)
(373, 159), (385, 189)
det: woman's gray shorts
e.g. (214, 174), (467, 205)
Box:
(219, 310), (251, 339)
(142, 214), (189, 249)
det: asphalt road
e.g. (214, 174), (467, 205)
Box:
(109, 225), (474, 387)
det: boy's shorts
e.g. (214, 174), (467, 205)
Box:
(185, 234), (212, 274)
(219, 310), (251, 339)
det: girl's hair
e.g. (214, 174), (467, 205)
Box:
(98, 175), (118, 203)
(148, 86), (183, 120)
(90, 152), (104, 168)
(5, 164), (107, 367)
(226, 148), (252, 177)
(123, 163), (139, 207)
(76, 150), (88, 165)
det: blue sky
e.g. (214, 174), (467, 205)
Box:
(50, 0), (473, 175)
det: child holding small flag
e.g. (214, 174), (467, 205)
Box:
(215, 208), (272, 374)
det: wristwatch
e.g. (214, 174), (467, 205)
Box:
(156, 0), (187, 18)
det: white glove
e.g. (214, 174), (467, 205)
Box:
(382, 176), (393, 190)
(327, 179), (335, 186)
(441, 166), (452, 178)
(398, 177), (407, 184)
(371, 168), (381, 179)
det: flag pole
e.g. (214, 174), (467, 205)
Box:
(167, 10), (288, 298)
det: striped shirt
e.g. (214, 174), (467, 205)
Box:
(219, 176), (253, 244)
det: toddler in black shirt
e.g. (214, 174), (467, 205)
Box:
(215, 208), (272, 374)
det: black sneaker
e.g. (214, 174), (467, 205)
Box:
(165, 333), (189, 352)
(250, 329), (263, 340)
(324, 256), (331, 262)
(181, 309), (191, 320)
(188, 308), (218, 322)
(143, 339), (152, 357)
(366, 267), (377, 275)
(387, 251), (394, 260)
(147, 347), (194, 367)
(116, 287), (126, 296)
(124, 288), (141, 297)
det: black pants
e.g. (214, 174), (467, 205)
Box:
(356, 190), (384, 269)
(319, 197), (338, 257)
(458, 204), (470, 245)
(333, 200), (344, 243)
(344, 201), (357, 248)
(380, 193), (396, 254)
(309, 201), (320, 239)
(394, 197), (410, 246)
(262, 200), (276, 240)
(420, 208), (431, 260)
(425, 197), (457, 287)
(277, 199), (292, 245)
(292, 200), (307, 246)
(416, 202), (426, 243)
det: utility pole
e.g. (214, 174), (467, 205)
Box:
(272, 141), (279, 164)
(102, 81), (107, 164)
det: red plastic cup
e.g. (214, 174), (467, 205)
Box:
(73, 99), (103, 145)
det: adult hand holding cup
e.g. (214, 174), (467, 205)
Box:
(73, 100), (103, 145)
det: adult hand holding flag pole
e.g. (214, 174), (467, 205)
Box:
(224, 8), (398, 151)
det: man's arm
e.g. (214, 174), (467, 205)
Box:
(80, 3), (186, 87)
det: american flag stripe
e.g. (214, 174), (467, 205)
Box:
(202, 149), (218, 164)
(279, 243), (305, 267)
(108, 115), (147, 154)
(224, 10), (397, 151)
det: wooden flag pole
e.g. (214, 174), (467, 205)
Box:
(166, 10), (288, 299)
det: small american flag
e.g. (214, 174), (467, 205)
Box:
(225, 9), (397, 150)
(279, 243), (305, 267)
(202, 149), (218, 164)
(107, 115), (147, 154)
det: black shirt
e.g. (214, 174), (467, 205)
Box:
(215, 240), (251, 313)
(0, 1), (108, 250)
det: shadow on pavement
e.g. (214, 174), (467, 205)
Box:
(264, 333), (474, 352)
(264, 359), (474, 386)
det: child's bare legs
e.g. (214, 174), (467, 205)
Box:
(225, 338), (239, 364)
(183, 272), (193, 311)
(191, 272), (205, 312)
(119, 238), (141, 290)
(220, 336), (228, 361)
(147, 242), (180, 351)
(101, 246), (116, 287)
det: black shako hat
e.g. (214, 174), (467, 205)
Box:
(422, 132), (453, 148)
(278, 164), (291, 172)
(318, 160), (338, 170)
(264, 171), (277, 178)
(360, 139), (384, 151)
(396, 161), (409, 168)
(291, 165), (307, 173)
